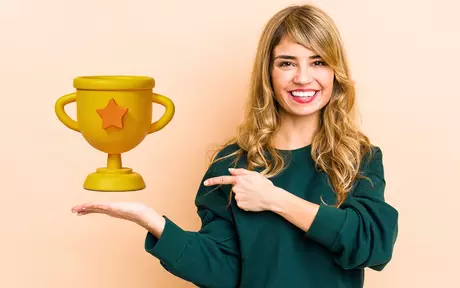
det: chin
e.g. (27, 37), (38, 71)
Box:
(290, 109), (322, 118)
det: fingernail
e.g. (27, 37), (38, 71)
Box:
(203, 180), (209, 186)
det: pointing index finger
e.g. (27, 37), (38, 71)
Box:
(204, 175), (236, 186)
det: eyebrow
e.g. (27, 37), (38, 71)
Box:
(273, 54), (322, 60)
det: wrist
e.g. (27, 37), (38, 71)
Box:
(265, 186), (286, 212)
(139, 208), (166, 238)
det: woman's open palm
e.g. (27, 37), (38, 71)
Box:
(71, 202), (151, 225)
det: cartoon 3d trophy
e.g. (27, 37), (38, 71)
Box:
(55, 76), (175, 191)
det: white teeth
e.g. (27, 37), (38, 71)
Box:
(291, 91), (317, 97)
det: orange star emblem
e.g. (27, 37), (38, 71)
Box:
(96, 98), (128, 129)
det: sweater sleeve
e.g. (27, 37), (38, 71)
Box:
(144, 151), (241, 288)
(305, 146), (398, 271)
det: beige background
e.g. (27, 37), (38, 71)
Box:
(1, 0), (458, 287)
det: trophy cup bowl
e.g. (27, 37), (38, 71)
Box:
(55, 76), (175, 191)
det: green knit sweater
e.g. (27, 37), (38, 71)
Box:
(144, 143), (398, 288)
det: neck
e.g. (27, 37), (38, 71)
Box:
(270, 111), (320, 150)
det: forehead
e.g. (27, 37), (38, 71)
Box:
(273, 35), (317, 57)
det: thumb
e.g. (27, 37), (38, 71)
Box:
(229, 168), (255, 175)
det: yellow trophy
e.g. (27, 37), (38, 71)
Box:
(55, 76), (175, 192)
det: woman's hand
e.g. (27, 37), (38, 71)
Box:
(71, 202), (166, 238)
(204, 168), (279, 212)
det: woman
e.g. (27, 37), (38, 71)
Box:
(72, 4), (398, 288)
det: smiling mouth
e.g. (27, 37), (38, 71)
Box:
(289, 90), (318, 98)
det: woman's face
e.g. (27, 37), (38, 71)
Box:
(271, 35), (335, 119)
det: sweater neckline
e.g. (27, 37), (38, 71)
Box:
(275, 143), (312, 153)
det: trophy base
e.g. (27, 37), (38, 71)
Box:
(83, 167), (146, 192)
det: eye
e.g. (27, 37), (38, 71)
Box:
(312, 60), (326, 66)
(278, 61), (295, 67)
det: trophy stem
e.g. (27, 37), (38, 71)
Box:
(107, 154), (122, 169)
(85, 152), (145, 191)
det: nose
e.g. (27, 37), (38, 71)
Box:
(293, 66), (313, 84)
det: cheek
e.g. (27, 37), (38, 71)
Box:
(272, 69), (291, 88)
(318, 70), (335, 92)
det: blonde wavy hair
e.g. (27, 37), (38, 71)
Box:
(209, 4), (373, 208)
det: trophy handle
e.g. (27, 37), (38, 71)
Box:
(148, 93), (175, 134)
(55, 92), (80, 132)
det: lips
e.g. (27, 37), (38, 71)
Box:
(288, 89), (320, 104)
